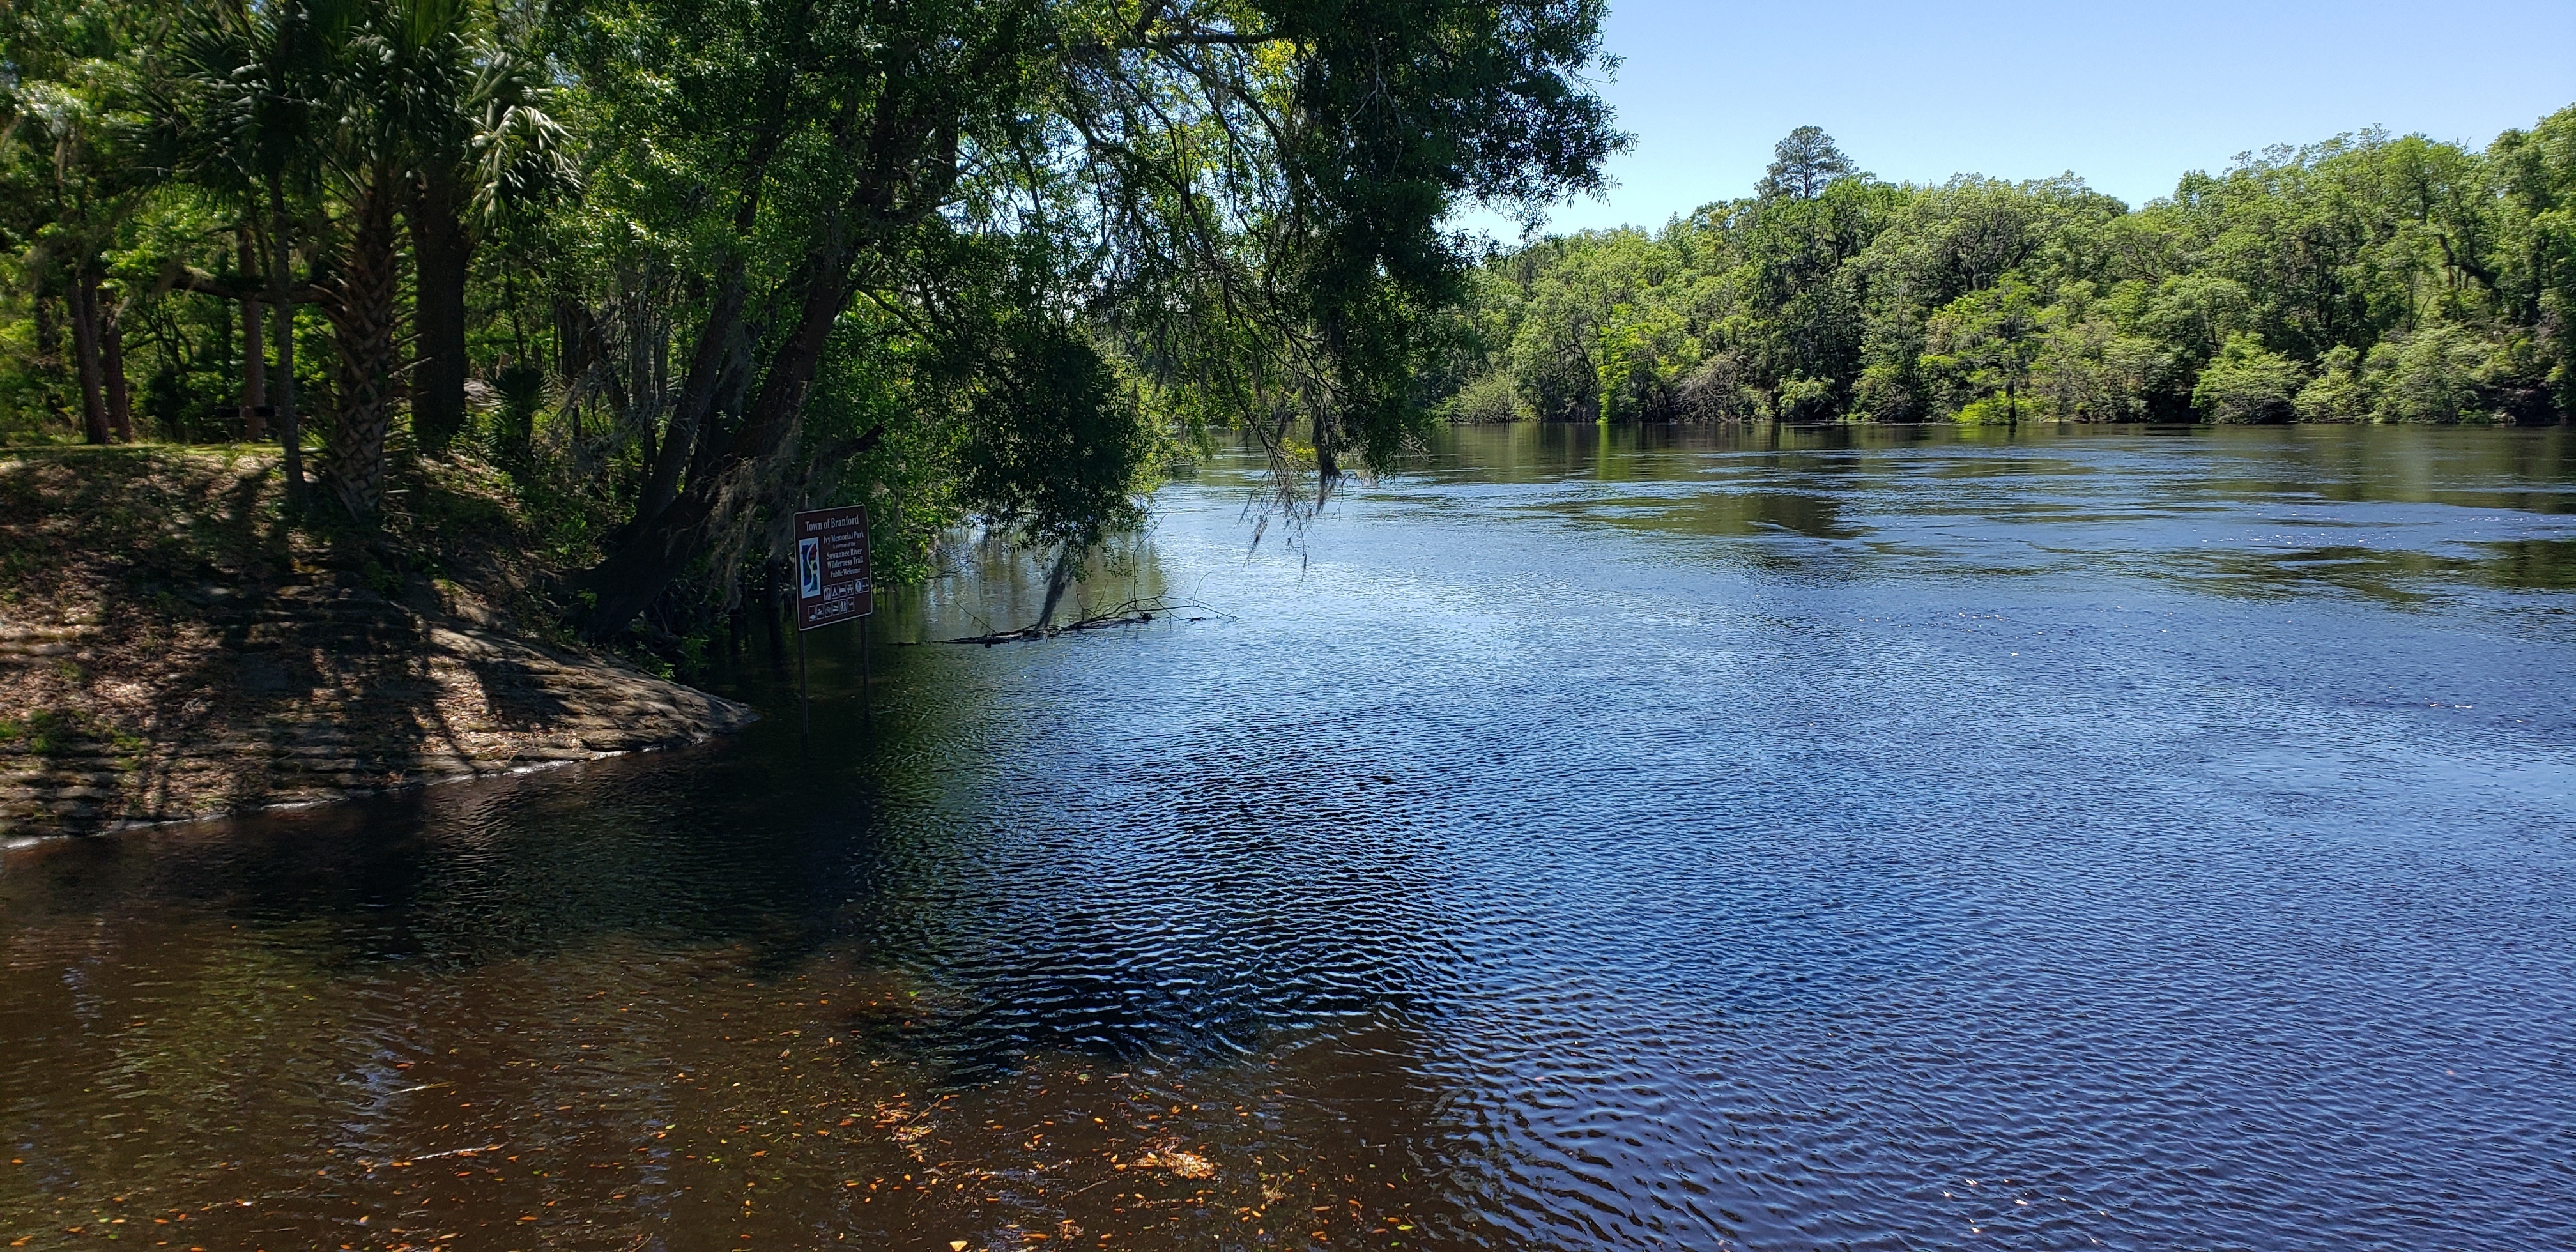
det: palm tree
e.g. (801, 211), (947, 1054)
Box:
(160, 0), (326, 499)
(394, 0), (574, 455)
(164, 0), (570, 515)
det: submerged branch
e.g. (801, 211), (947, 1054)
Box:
(929, 596), (1232, 646)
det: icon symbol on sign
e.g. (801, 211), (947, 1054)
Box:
(798, 538), (821, 598)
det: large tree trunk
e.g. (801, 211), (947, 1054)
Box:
(239, 231), (267, 441)
(68, 274), (111, 445)
(102, 295), (134, 442)
(320, 176), (405, 518)
(408, 167), (473, 455)
(268, 181), (306, 505)
(573, 236), (855, 639)
(632, 265), (746, 532)
(571, 45), (963, 641)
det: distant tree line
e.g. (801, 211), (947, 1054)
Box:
(0, 0), (1621, 642)
(1431, 114), (2576, 426)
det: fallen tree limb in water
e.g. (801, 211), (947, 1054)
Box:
(930, 597), (1232, 646)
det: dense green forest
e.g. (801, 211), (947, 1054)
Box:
(0, 0), (1620, 643)
(1430, 114), (2576, 427)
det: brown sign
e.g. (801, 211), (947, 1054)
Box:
(792, 505), (873, 630)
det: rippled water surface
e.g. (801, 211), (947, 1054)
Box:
(6, 424), (2575, 1251)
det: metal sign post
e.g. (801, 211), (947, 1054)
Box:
(790, 505), (875, 741)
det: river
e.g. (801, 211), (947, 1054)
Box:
(5, 423), (2573, 1251)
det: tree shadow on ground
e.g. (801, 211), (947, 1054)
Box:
(0, 446), (720, 834)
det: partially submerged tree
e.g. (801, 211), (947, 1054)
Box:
(554, 0), (1623, 639)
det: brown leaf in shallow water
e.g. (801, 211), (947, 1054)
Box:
(1133, 1145), (1216, 1179)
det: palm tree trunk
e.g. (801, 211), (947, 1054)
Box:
(321, 174), (404, 517)
(268, 180), (305, 505)
(408, 167), (473, 455)
(240, 229), (266, 441)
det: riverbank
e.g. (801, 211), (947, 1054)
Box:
(0, 446), (755, 837)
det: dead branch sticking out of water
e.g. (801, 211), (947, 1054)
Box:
(932, 597), (1230, 646)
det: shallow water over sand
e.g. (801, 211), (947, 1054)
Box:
(5, 423), (2574, 1251)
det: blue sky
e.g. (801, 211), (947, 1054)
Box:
(1472, 0), (2576, 236)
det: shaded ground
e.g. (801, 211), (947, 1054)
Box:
(0, 447), (754, 835)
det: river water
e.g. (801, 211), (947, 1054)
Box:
(4, 424), (2573, 1251)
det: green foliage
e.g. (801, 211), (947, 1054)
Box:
(959, 316), (1150, 553)
(1924, 275), (2047, 422)
(2368, 324), (2495, 423)
(2195, 333), (2306, 423)
(1756, 126), (1857, 202)
(1438, 112), (2576, 427)
(2025, 297), (2167, 422)
(1439, 371), (1526, 424)
(2294, 346), (2373, 422)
